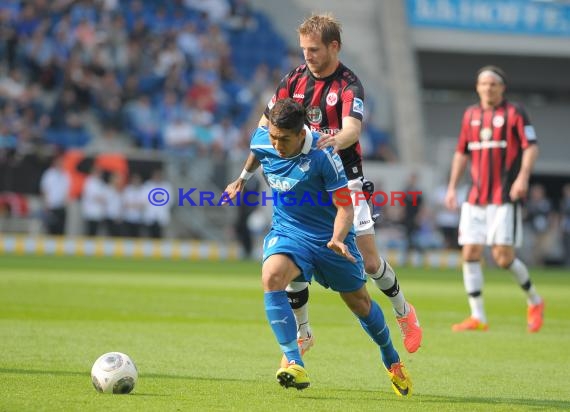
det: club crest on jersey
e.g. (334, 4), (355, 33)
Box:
(492, 116), (505, 128)
(266, 174), (299, 192)
(326, 92), (338, 106)
(298, 157), (311, 173)
(480, 128), (493, 141)
(306, 106), (322, 124)
(352, 98), (364, 115)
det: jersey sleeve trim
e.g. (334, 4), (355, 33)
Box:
(323, 150), (340, 181)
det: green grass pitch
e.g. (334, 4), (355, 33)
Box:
(1, 255), (569, 411)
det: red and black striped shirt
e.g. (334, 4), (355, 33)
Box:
(456, 100), (538, 205)
(264, 62), (365, 179)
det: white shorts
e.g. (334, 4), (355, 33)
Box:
(348, 178), (375, 236)
(458, 202), (523, 247)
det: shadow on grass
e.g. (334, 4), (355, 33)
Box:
(310, 387), (570, 410)
(415, 394), (570, 410)
(6, 368), (566, 409)
(0, 368), (255, 384)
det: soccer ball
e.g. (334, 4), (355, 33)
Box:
(91, 352), (138, 394)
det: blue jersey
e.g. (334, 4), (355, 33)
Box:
(250, 126), (352, 244)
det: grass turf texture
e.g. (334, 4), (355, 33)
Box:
(1, 255), (569, 411)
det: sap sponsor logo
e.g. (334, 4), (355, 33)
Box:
(352, 98), (364, 115)
(266, 174), (299, 192)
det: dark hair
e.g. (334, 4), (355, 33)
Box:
(268, 98), (305, 134)
(298, 13), (342, 48)
(477, 65), (507, 84)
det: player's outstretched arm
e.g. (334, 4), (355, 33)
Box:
(223, 114), (268, 203)
(223, 152), (261, 203)
(317, 117), (361, 152)
(327, 188), (356, 262)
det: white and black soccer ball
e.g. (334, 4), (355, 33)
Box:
(91, 352), (138, 394)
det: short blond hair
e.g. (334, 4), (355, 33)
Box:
(298, 13), (342, 48)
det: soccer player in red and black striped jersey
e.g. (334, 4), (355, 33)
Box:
(224, 14), (422, 360)
(445, 65), (544, 333)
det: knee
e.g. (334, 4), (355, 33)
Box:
(494, 253), (513, 269)
(261, 270), (288, 291)
(492, 247), (515, 269)
(462, 248), (481, 262)
(363, 257), (381, 275)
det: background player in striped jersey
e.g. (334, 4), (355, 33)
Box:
(445, 65), (545, 333)
(225, 13), (422, 359)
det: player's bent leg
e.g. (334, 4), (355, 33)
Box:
(356, 234), (381, 275)
(493, 246), (545, 332)
(280, 282), (314, 368)
(262, 255), (304, 368)
(340, 286), (411, 395)
(285, 282), (314, 347)
(359, 234), (423, 352)
(340, 287), (399, 367)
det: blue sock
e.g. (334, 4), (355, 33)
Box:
(264, 291), (303, 367)
(358, 300), (400, 369)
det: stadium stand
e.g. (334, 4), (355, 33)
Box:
(0, 0), (288, 153)
(1, 0), (568, 267)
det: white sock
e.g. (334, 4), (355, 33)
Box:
(369, 258), (408, 316)
(286, 281), (311, 338)
(509, 258), (542, 305)
(463, 261), (486, 323)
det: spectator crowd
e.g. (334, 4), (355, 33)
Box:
(1, 0), (567, 267)
(0, 0), (269, 159)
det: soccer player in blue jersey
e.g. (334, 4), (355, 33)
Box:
(225, 14), (422, 363)
(250, 98), (412, 395)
